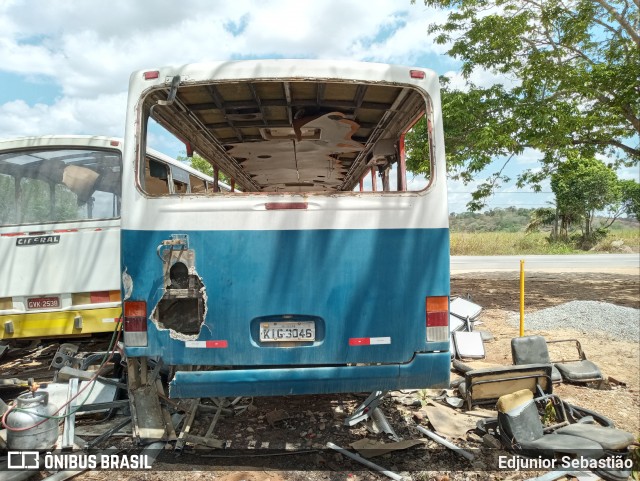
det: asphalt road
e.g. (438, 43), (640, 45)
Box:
(450, 253), (639, 273)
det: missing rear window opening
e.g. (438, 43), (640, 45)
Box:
(139, 80), (433, 195)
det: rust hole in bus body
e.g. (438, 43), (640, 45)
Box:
(152, 238), (206, 338)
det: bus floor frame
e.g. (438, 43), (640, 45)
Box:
(127, 357), (176, 443)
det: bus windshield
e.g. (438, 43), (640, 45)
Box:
(0, 147), (121, 227)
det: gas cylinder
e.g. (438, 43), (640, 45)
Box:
(6, 391), (59, 450)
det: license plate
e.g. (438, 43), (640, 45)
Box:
(260, 321), (315, 342)
(27, 296), (60, 310)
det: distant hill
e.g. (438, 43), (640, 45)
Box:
(450, 207), (639, 233)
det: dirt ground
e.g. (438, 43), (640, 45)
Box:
(2, 271), (639, 481)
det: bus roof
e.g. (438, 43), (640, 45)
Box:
(0, 135), (122, 150)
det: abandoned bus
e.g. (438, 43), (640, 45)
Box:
(0, 135), (217, 342)
(121, 60), (451, 398)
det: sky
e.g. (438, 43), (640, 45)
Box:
(0, 0), (635, 213)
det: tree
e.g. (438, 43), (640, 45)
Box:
(413, 0), (639, 209)
(550, 155), (620, 242)
(177, 152), (232, 185)
(618, 179), (640, 219)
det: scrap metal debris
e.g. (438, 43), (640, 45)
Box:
(415, 425), (475, 462)
(265, 408), (290, 426)
(327, 441), (405, 481)
(350, 438), (427, 458)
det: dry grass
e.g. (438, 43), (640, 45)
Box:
(450, 229), (639, 255)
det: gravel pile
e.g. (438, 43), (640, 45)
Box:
(507, 300), (640, 341)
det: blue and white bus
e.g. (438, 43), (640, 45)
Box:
(121, 60), (450, 398)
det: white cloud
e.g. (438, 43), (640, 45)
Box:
(442, 67), (520, 90)
(0, 1), (452, 100)
(0, 93), (127, 140)
(515, 148), (543, 166)
(618, 166), (640, 181)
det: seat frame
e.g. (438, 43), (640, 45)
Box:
(461, 363), (553, 410)
(512, 336), (603, 384)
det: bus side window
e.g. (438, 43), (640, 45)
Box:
(144, 157), (171, 195)
(170, 166), (190, 194)
(189, 174), (207, 193)
(356, 112), (430, 193)
(0, 173), (17, 225)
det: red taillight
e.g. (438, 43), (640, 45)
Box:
(110, 140), (120, 146)
(410, 70), (426, 79)
(124, 301), (146, 318)
(124, 301), (147, 346)
(124, 317), (147, 332)
(90, 291), (111, 303)
(426, 296), (449, 342)
(143, 70), (159, 80)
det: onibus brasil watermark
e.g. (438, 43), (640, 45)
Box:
(7, 451), (152, 470)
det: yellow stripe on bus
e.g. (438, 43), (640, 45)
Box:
(0, 307), (121, 340)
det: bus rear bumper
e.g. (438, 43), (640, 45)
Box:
(168, 351), (451, 398)
(0, 307), (121, 340)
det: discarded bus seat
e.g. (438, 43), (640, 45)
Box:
(548, 339), (603, 383)
(554, 423), (635, 451)
(512, 335), (604, 384)
(458, 363), (553, 410)
(511, 335), (562, 383)
(496, 390), (634, 481)
(496, 389), (603, 458)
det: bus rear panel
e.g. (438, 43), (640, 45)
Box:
(0, 136), (122, 340)
(121, 60), (451, 397)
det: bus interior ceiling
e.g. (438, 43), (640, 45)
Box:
(145, 80), (426, 193)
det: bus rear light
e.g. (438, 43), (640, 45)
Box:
(110, 140), (120, 146)
(90, 291), (111, 303)
(0, 297), (12, 310)
(72, 290), (120, 305)
(410, 70), (426, 79)
(124, 301), (148, 347)
(426, 296), (449, 342)
(144, 71), (160, 80)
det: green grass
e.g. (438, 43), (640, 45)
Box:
(450, 229), (639, 255)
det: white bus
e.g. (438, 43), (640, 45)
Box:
(121, 60), (451, 398)
(0, 135), (218, 343)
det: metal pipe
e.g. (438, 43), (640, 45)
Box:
(415, 425), (474, 461)
(326, 442), (404, 481)
(370, 407), (400, 442)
